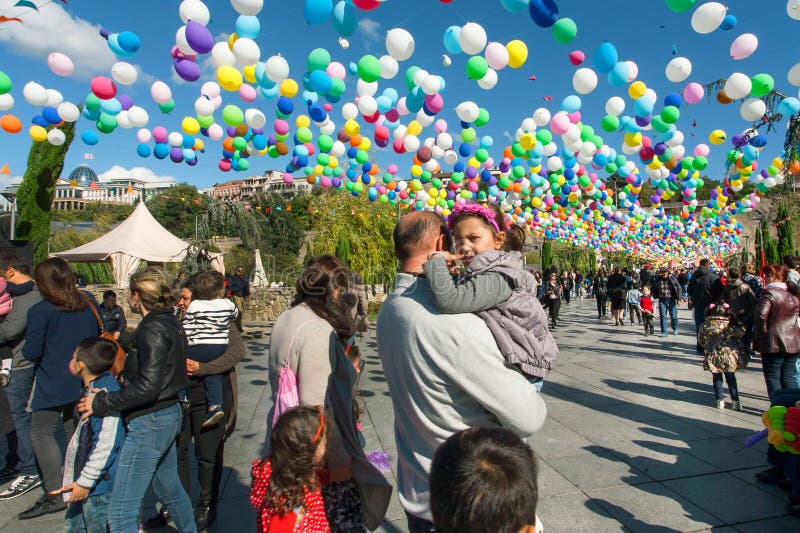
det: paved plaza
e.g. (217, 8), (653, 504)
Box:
(0, 298), (796, 532)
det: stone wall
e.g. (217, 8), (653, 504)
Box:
(85, 285), (389, 325)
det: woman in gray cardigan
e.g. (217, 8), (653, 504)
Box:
(267, 256), (390, 532)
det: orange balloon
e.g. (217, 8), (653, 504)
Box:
(349, 135), (362, 147)
(716, 90), (732, 105)
(503, 146), (513, 159)
(222, 137), (235, 152)
(276, 141), (289, 155)
(235, 124), (249, 137)
(0, 114), (22, 134)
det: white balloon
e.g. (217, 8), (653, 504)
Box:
(385, 28), (415, 61)
(788, 63), (800, 87)
(605, 96), (626, 115)
(436, 132), (453, 150)
(356, 79), (378, 97)
(175, 26), (197, 55)
(331, 140), (346, 158)
(111, 62), (138, 85)
(211, 95), (222, 109)
(47, 128), (65, 146)
(740, 98), (766, 121)
(665, 57), (692, 83)
(666, 130), (684, 147)
(691, 2), (727, 34)
(116, 111), (133, 129)
(572, 68), (598, 94)
(233, 38), (260, 66)
(194, 96), (215, 116)
(201, 81), (221, 98)
(180, 0), (210, 25)
(231, 0), (263, 16)
(643, 88), (657, 103)
(547, 156), (563, 172)
(533, 108), (551, 127)
(425, 159), (438, 171)
(455, 101), (479, 122)
(431, 146), (444, 159)
(57, 102), (80, 122)
(0, 94), (14, 111)
(442, 54), (452, 67)
(477, 68), (497, 90)
(724, 72), (752, 99)
(485, 41), (509, 70)
(421, 75), (440, 95)
(357, 95), (377, 116)
(265, 55), (289, 83)
(168, 132), (184, 147)
(403, 135), (420, 152)
(45, 89), (63, 107)
(338, 37), (350, 50)
(625, 61), (639, 82)
(563, 124), (581, 143)
(245, 109), (266, 129)
(320, 121), (336, 135)
(341, 102), (358, 120)
(23, 82), (47, 106)
(459, 22), (487, 55)
(521, 118), (536, 131)
(671, 145), (686, 159)
(211, 42), (236, 68)
(412, 69), (429, 88)
(416, 110), (434, 127)
(444, 150), (458, 165)
(127, 106), (149, 127)
(379, 55), (399, 79)
(207, 123), (224, 140)
(789, 0), (800, 20)
(393, 125), (407, 139)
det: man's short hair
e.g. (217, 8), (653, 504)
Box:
(75, 337), (118, 375)
(192, 270), (225, 300)
(785, 256), (799, 269)
(393, 211), (446, 264)
(103, 290), (116, 300)
(2, 255), (30, 276)
(430, 427), (538, 533)
(699, 258), (710, 267)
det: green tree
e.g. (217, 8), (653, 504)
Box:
(541, 240), (553, 272)
(249, 192), (305, 278)
(756, 218), (780, 269)
(145, 183), (209, 240)
(16, 122), (76, 263)
(777, 197), (796, 262)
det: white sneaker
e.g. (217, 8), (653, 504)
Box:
(731, 400), (742, 411)
(0, 474), (42, 499)
(715, 399), (725, 410)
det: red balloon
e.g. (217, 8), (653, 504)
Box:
(362, 110), (380, 123)
(90, 76), (117, 100)
(353, 0), (380, 9)
(392, 137), (406, 154)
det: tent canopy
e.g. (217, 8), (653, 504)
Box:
(53, 202), (190, 287)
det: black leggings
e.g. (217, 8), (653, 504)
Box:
(549, 299), (561, 325)
(31, 403), (75, 493)
(596, 296), (607, 317)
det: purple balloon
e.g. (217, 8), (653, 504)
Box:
(732, 134), (747, 148)
(184, 21), (214, 54)
(170, 146), (184, 162)
(227, 126), (238, 137)
(174, 58), (200, 82)
(744, 429), (768, 448)
(635, 114), (651, 127)
(331, 177), (341, 188)
(268, 133), (277, 144)
(465, 166), (479, 179)
(117, 94), (134, 111)
(99, 27), (110, 39)
(187, 158), (199, 167)
(653, 143), (668, 156)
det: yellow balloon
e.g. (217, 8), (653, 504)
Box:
(407, 120), (422, 136)
(411, 165), (422, 177)
(227, 33), (238, 51)
(280, 79), (298, 98)
(182, 116), (200, 135)
(296, 115), (310, 128)
(314, 165), (324, 176)
(624, 131), (642, 147)
(520, 132), (536, 150)
(328, 157), (339, 169)
(709, 129), (726, 145)
(532, 197), (542, 208)
(628, 81), (647, 100)
(427, 197), (437, 207)
(193, 139), (205, 151)
(468, 157), (480, 168)
(506, 40), (528, 69)
(29, 125), (47, 142)
(217, 65), (243, 92)
(772, 157), (783, 168)
(557, 175), (566, 186)
(344, 119), (360, 136)
(359, 137), (371, 151)
(243, 64), (257, 84)
(647, 159), (662, 170)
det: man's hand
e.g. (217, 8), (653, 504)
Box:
(59, 482), (90, 502)
(186, 359), (200, 376)
(113, 331), (121, 340)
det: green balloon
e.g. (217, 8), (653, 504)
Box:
(461, 127), (477, 143)
(536, 129), (552, 145)
(665, 0), (696, 12)
(405, 66), (420, 92)
(318, 134), (334, 153)
(357, 55), (382, 83)
(0, 71), (11, 95)
(590, 135), (603, 149)
(511, 142), (525, 157)
(750, 73), (774, 97)
(233, 136), (247, 151)
(660, 106), (680, 124)
(465, 56), (489, 81)
(692, 156), (708, 171)
(317, 153), (330, 166)
(579, 125), (594, 142)
(296, 127), (313, 143)
(651, 116), (670, 133)
(552, 18), (577, 44)
(239, 158), (250, 171)
(329, 77), (346, 97)
(474, 108), (490, 127)
(267, 145), (279, 158)
(222, 104), (244, 126)
(197, 115), (214, 129)
(97, 113), (117, 133)
(85, 93), (102, 111)
(355, 149), (369, 164)
(475, 148), (489, 162)
(601, 114), (619, 132)
(158, 100), (175, 114)
(307, 48), (331, 72)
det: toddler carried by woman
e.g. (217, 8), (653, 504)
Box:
(698, 302), (744, 410)
(423, 202), (558, 392)
(251, 405), (330, 533)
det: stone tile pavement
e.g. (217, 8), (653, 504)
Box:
(0, 298), (797, 532)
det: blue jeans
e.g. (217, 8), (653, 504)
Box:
(762, 354), (800, 400)
(406, 512), (435, 533)
(108, 404), (195, 533)
(188, 344), (226, 408)
(65, 492), (111, 533)
(5, 367), (37, 475)
(658, 299), (678, 335)
(529, 377), (544, 393)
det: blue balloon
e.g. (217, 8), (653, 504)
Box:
(607, 62), (629, 87)
(333, 0), (357, 37)
(183, 148), (196, 161)
(309, 70), (332, 94)
(277, 97), (294, 115)
(182, 135), (195, 148)
(302, 90), (319, 104)
(261, 85), (280, 100)
(458, 143), (472, 157)
(253, 134), (268, 150)
(304, 0), (333, 25)
(136, 143), (151, 157)
(560, 94), (582, 113)
(382, 87), (399, 105)
(721, 14), (737, 30)
(42, 107), (61, 125)
(82, 107), (100, 121)
(633, 96), (654, 117)
(308, 104), (327, 122)
(116, 31), (140, 54)
(663, 93), (683, 108)
(376, 95), (393, 113)
(529, 0), (559, 28)
(594, 41), (618, 74)
(443, 26), (462, 54)
(153, 143), (169, 159)
(100, 98), (122, 116)
(501, 0), (529, 12)
(235, 15), (261, 38)
(778, 97), (800, 116)
(81, 130), (99, 145)
(107, 34), (134, 58)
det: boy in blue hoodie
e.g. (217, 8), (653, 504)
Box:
(58, 337), (124, 533)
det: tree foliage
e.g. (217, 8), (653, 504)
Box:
(144, 183), (210, 240)
(308, 192), (396, 284)
(776, 197), (796, 262)
(756, 217), (780, 269)
(16, 121), (76, 263)
(49, 228), (114, 284)
(541, 240), (553, 272)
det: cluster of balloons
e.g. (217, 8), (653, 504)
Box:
(100, 28), (141, 58)
(443, 22), (528, 90)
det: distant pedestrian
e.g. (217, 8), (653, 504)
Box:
(593, 269), (608, 319)
(689, 259), (723, 351)
(626, 285), (643, 326)
(651, 268), (681, 337)
(607, 267), (627, 326)
(640, 286), (655, 336)
(228, 265), (250, 332)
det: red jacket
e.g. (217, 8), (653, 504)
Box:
(250, 460), (330, 533)
(640, 295), (654, 314)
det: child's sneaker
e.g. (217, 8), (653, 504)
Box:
(715, 399), (725, 410)
(202, 406), (224, 428)
(732, 400), (742, 411)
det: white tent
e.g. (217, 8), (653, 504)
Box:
(251, 248), (268, 287)
(53, 202), (190, 288)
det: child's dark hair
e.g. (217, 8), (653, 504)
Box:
(504, 224), (527, 253)
(265, 405), (329, 515)
(430, 427), (538, 533)
(75, 337), (119, 375)
(192, 271), (225, 300)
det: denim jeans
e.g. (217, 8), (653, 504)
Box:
(694, 306), (707, 353)
(65, 492), (111, 533)
(658, 299), (678, 335)
(712, 372), (739, 401)
(529, 377), (544, 393)
(406, 512), (435, 533)
(108, 403), (196, 533)
(762, 354), (800, 400)
(5, 367), (37, 475)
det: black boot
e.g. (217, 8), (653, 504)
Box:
(195, 501), (217, 531)
(19, 494), (66, 520)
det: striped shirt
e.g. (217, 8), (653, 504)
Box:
(183, 298), (240, 346)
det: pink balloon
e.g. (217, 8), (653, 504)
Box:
(693, 144), (710, 157)
(91, 76), (117, 100)
(550, 113), (570, 135)
(273, 119), (289, 135)
(387, 164), (398, 174)
(730, 33), (758, 60)
(152, 126), (168, 143)
(385, 108), (400, 122)
(624, 61), (638, 82)
(568, 50), (585, 66)
(396, 97), (409, 116)
(567, 111), (581, 124)
(137, 128), (152, 143)
(424, 93), (444, 114)
(48, 52), (74, 77)
(201, 81), (221, 98)
(207, 123), (223, 140)
(239, 84), (257, 103)
(326, 61), (346, 80)
(485, 42), (509, 70)
(683, 82), (704, 104)
(434, 119), (448, 133)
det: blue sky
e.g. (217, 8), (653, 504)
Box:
(0, 0), (797, 190)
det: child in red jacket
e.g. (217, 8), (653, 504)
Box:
(640, 285), (655, 336)
(251, 406), (330, 533)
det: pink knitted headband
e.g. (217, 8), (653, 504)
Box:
(448, 203), (501, 233)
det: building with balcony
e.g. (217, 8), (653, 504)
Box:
(211, 180), (245, 202)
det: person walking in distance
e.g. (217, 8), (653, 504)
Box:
(228, 265), (250, 333)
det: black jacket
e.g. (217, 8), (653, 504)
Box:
(228, 274), (250, 297)
(98, 303), (127, 334)
(688, 266), (722, 308)
(652, 275), (682, 300)
(607, 273), (627, 300)
(92, 308), (189, 423)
